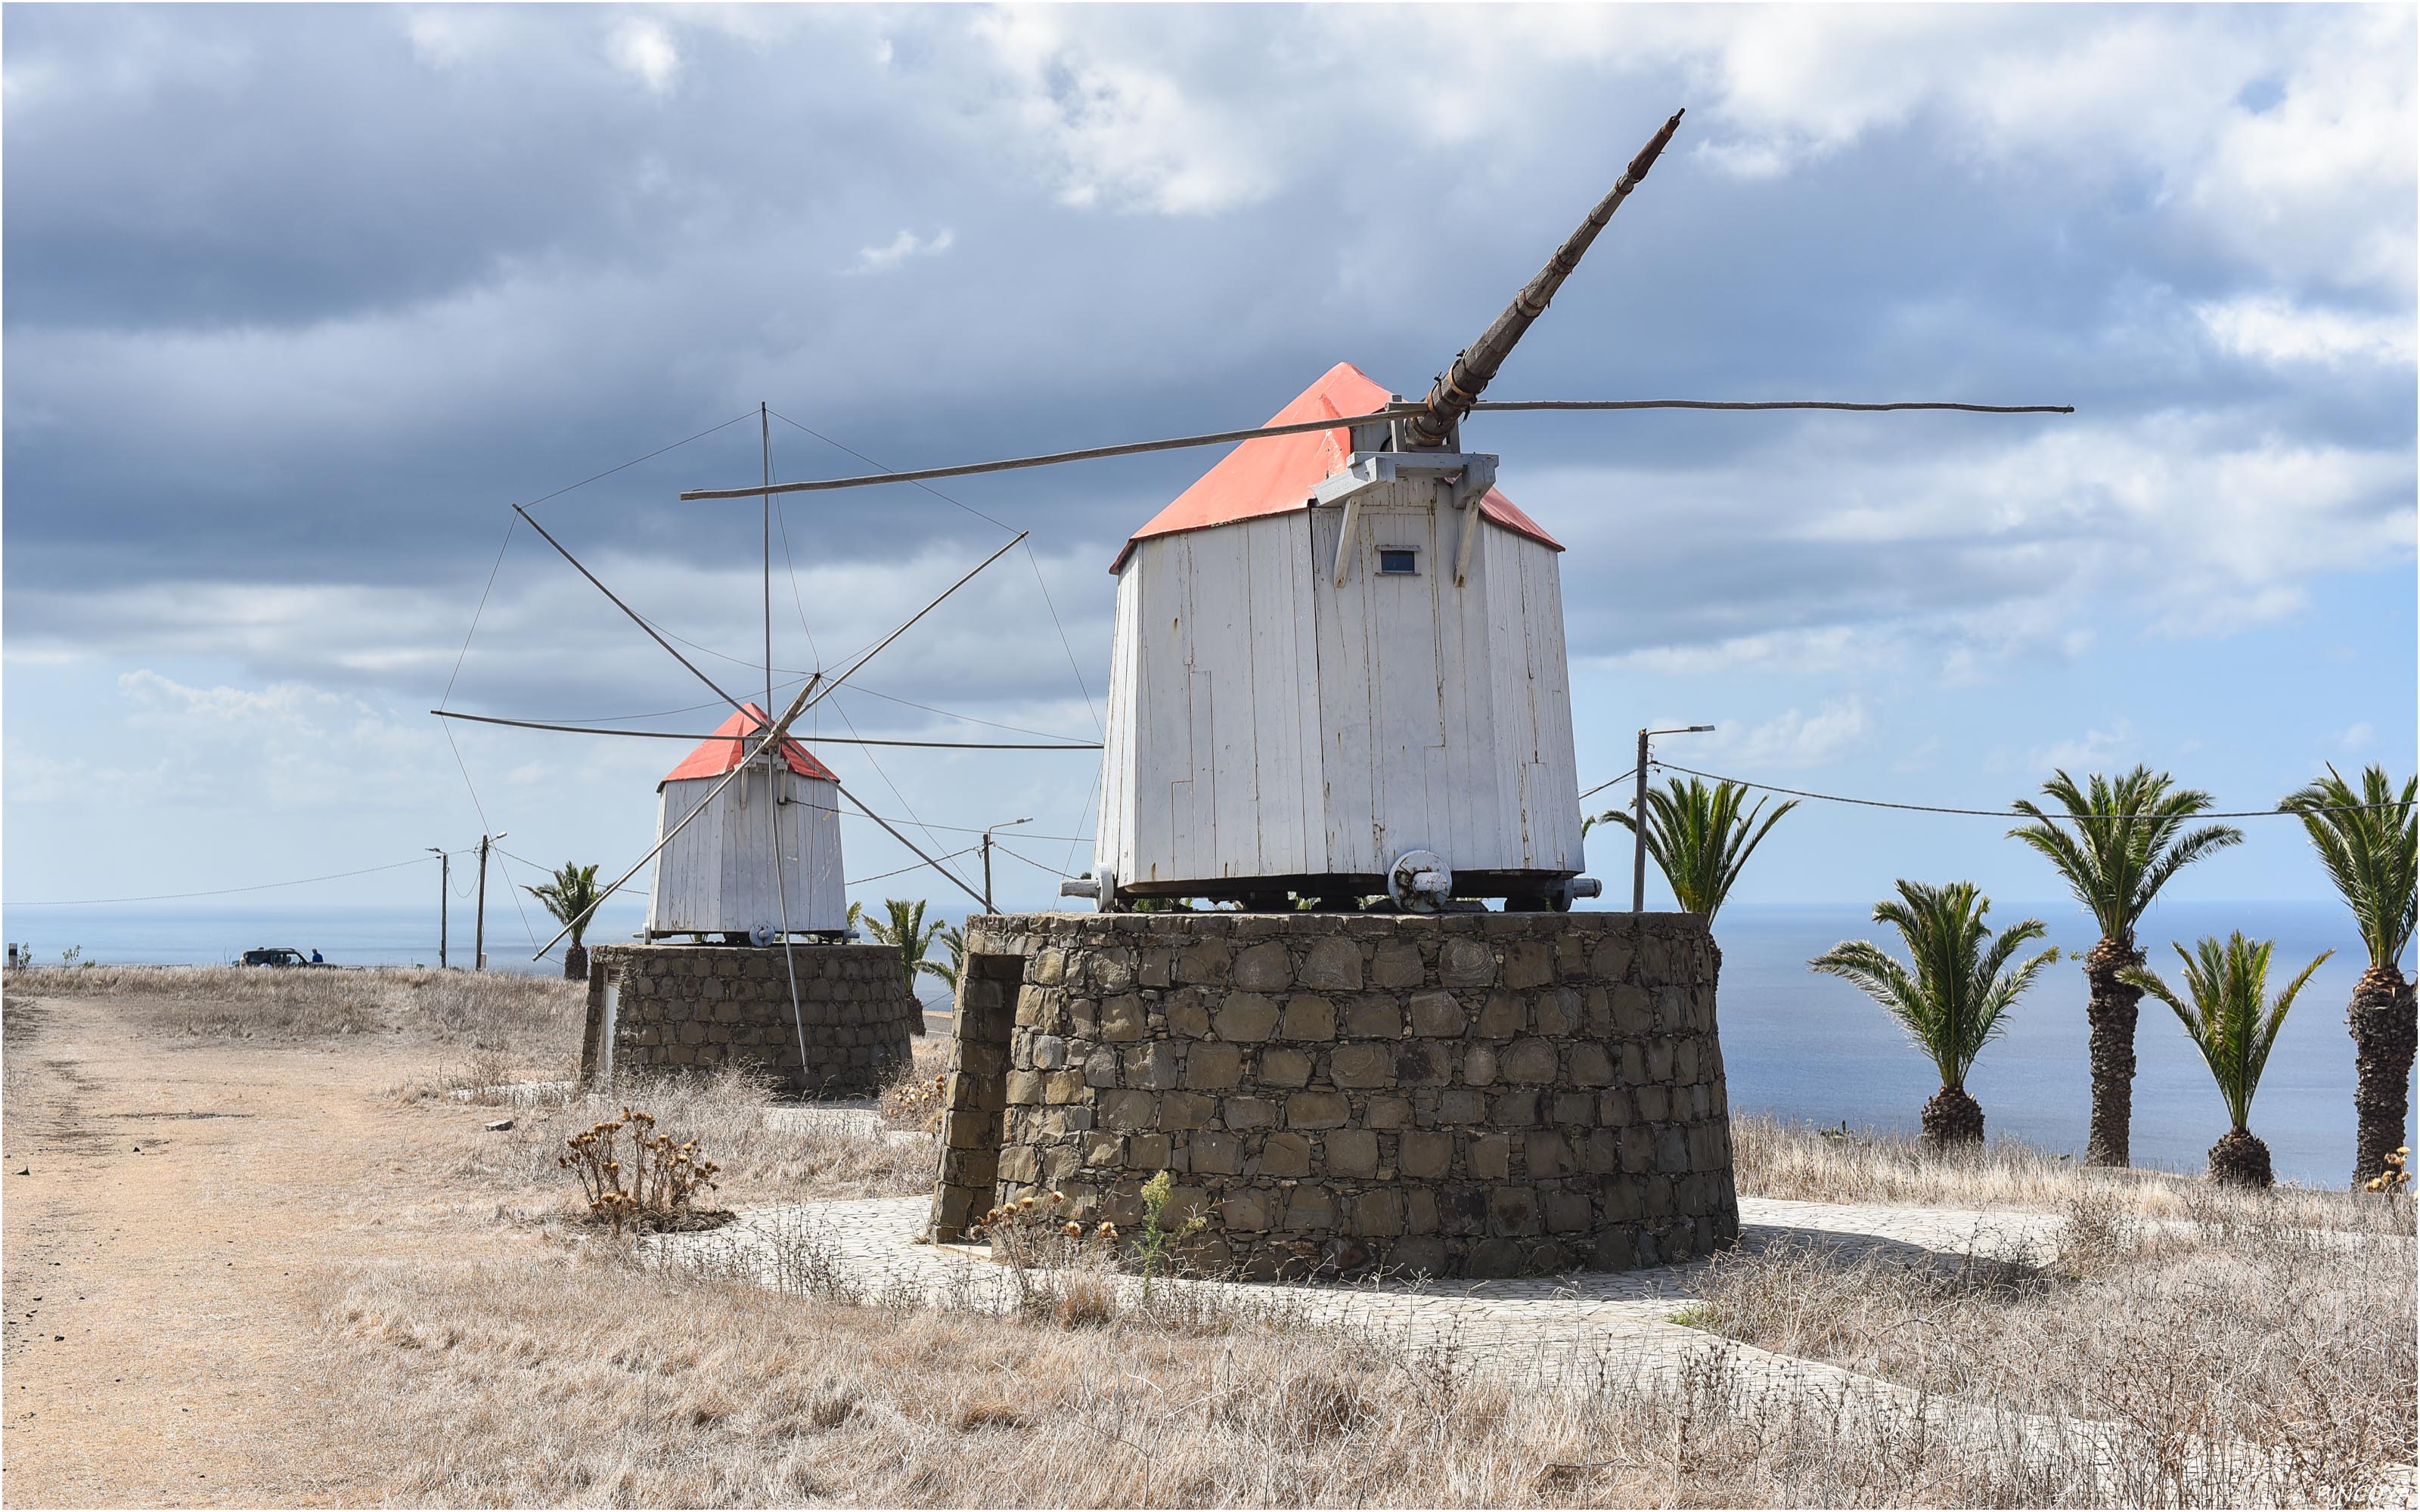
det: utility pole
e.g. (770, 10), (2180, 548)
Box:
(1632, 726), (1714, 913)
(979, 816), (1034, 913)
(473, 831), (507, 970)
(427, 847), (449, 968)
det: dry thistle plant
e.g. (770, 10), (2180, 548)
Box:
(558, 1106), (728, 1235)
(2363, 1144), (2411, 1194)
(876, 1066), (947, 1135)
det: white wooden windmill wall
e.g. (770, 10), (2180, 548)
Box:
(1084, 362), (1590, 910)
(647, 703), (848, 938)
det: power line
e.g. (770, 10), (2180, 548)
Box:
(7, 854), (452, 907)
(836, 810), (1092, 844)
(847, 845), (981, 888)
(1649, 760), (2411, 822)
(988, 838), (1078, 880)
(1578, 767), (1640, 804)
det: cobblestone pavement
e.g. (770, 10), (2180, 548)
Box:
(662, 1191), (2062, 1389)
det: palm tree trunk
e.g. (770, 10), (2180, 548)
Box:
(563, 943), (590, 984)
(2349, 964), (2416, 1186)
(2083, 936), (2143, 1167)
(1921, 1085), (1984, 1146)
(2208, 1127), (2273, 1188)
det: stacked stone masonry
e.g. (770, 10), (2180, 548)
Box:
(929, 912), (1738, 1279)
(584, 943), (919, 1097)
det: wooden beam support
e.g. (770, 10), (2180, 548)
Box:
(1333, 494), (1361, 587)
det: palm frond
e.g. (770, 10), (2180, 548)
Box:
(2009, 766), (2230, 944)
(2282, 765), (2418, 971)
(1609, 777), (1795, 921)
(1812, 880), (2052, 1090)
(2124, 932), (2328, 1132)
(523, 862), (606, 947)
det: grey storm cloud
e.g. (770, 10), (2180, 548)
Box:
(5, 4), (2412, 726)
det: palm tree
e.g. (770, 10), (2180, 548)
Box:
(1810, 880), (2059, 1146)
(924, 924), (966, 994)
(1593, 776), (1797, 923)
(861, 897), (947, 1033)
(524, 863), (605, 982)
(2009, 767), (2242, 1167)
(2282, 764), (2418, 1186)
(2122, 934), (2330, 1188)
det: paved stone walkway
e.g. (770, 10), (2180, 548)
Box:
(662, 1191), (2061, 1387)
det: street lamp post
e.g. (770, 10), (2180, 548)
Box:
(1632, 726), (1714, 913)
(979, 817), (1034, 914)
(427, 846), (449, 968)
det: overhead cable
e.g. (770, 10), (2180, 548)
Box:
(1649, 760), (2412, 822)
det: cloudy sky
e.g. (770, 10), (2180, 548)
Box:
(5, 3), (2413, 936)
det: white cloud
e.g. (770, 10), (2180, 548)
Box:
(2341, 721), (2378, 754)
(2028, 720), (2139, 775)
(2197, 295), (2417, 368)
(1705, 698), (1875, 771)
(852, 228), (956, 274)
(403, 9), (504, 70)
(608, 20), (680, 94)
(964, 8), (1283, 215)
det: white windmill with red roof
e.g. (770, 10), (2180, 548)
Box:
(1081, 361), (1588, 912)
(647, 701), (846, 940)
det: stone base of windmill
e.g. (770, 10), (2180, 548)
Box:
(580, 943), (920, 1098)
(927, 911), (1739, 1279)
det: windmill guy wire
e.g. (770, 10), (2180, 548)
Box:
(515, 532), (1026, 935)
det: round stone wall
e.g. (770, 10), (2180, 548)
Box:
(929, 912), (1737, 1278)
(583, 943), (919, 1097)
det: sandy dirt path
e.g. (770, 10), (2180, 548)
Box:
(2, 992), (502, 1507)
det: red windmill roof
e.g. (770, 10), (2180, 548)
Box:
(1110, 361), (1562, 571)
(659, 703), (837, 787)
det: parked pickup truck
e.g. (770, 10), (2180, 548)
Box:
(237, 947), (327, 968)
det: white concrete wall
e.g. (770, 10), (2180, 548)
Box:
(1097, 460), (1582, 892)
(647, 765), (846, 934)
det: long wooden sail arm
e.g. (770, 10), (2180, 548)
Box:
(678, 396), (2073, 502)
(1402, 109), (1686, 449)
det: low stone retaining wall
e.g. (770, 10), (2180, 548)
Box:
(929, 911), (1737, 1279)
(582, 943), (919, 1097)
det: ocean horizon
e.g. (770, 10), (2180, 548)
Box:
(5, 896), (2407, 1189)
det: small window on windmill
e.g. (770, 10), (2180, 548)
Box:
(1378, 547), (1419, 576)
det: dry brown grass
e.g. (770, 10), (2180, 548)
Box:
(4, 964), (582, 1047)
(1733, 1112), (2417, 1235)
(446, 1064), (934, 1213)
(322, 1243), (2319, 1509)
(1685, 1184), (2418, 1505)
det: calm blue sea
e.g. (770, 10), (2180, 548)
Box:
(4, 898), (2406, 1188)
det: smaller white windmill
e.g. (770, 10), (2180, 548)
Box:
(647, 702), (846, 940)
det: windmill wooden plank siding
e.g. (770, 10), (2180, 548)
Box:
(1094, 364), (1583, 901)
(646, 703), (848, 937)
